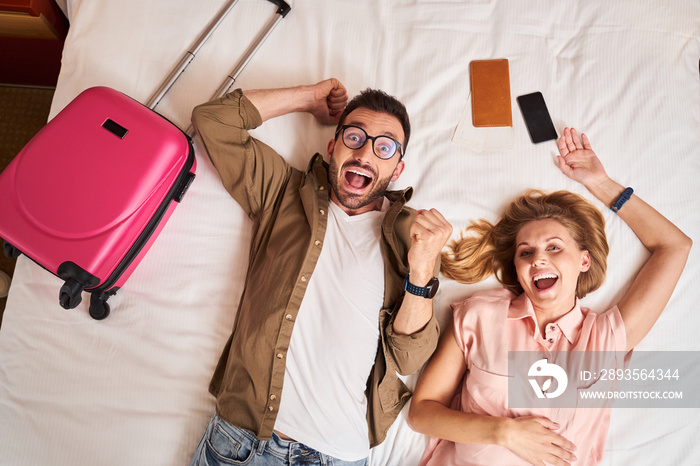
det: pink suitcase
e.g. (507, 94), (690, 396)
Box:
(0, 86), (196, 320)
(0, 0), (290, 319)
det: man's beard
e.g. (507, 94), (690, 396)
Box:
(327, 157), (393, 211)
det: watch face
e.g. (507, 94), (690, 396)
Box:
(425, 277), (439, 298)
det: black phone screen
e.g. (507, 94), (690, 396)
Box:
(517, 92), (558, 144)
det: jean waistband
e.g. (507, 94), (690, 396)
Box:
(265, 431), (331, 463)
(212, 414), (367, 465)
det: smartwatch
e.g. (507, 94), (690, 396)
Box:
(403, 274), (439, 299)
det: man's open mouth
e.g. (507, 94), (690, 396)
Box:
(344, 169), (373, 190)
(533, 273), (558, 290)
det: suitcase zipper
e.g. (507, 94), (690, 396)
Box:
(87, 137), (196, 294)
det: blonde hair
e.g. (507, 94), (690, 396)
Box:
(441, 190), (608, 298)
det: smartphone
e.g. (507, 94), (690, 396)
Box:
(516, 92), (558, 144)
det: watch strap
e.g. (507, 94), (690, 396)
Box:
(403, 274), (439, 299)
(610, 187), (633, 213)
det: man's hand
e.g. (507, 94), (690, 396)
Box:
(392, 208), (451, 335)
(309, 78), (348, 125)
(407, 208), (453, 287)
(242, 78), (346, 124)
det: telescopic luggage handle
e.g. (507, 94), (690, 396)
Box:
(184, 0), (290, 136)
(146, 0), (241, 111)
(145, 0), (291, 124)
(210, 0), (291, 100)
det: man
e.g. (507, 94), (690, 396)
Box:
(190, 78), (452, 466)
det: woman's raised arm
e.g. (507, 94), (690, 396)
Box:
(556, 128), (692, 350)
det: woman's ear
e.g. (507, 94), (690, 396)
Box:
(580, 250), (591, 272)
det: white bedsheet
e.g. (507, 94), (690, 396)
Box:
(1, 1), (699, 465)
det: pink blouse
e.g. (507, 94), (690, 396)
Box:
(420, 289), (627, 466)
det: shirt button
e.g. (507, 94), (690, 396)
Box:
(319, 209), (325, 216)
(268, 406), (274, 412)
(270, 394), (277, 401)
(314, 240), (321, 247)
(285, 314), (293, 321)
(300, 275), (307, 282)
(319, 185), (325, 191)
(276, 353), (284, 359)
(550, 325), (556, 331)
(549, 338), (554, 343)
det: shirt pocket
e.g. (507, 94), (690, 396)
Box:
(464, 364), (511, 416)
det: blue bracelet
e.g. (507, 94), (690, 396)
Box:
(610, 187), (634, 213)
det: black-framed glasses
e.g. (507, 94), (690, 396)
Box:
(334, 125), (404, 160)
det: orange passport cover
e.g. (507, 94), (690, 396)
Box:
(470, 59), (512, 127)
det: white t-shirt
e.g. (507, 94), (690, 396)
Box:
(274, 198), (388, 461)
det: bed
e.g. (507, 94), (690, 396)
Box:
(1, 0), (698, 464)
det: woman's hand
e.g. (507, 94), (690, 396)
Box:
(498, 416), (577, 466)
(555, 127), (609, 190)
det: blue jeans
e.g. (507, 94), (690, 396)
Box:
(190, 414), (369, 466)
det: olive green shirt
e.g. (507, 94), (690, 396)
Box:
(191, 89), (439, 448)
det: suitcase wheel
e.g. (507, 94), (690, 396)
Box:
(89, 292), (111, 320)
(59, 278), (84, 309)
(3, 241), (21, 259)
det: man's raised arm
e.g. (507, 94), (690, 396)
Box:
(244, 78), (347, 124)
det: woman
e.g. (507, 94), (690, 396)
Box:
(408, 128), (691, 466)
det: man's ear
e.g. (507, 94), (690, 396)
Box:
(390, 160), (405, 182)
(580, 250), (591, 272)
(327, 139), (335, 159)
